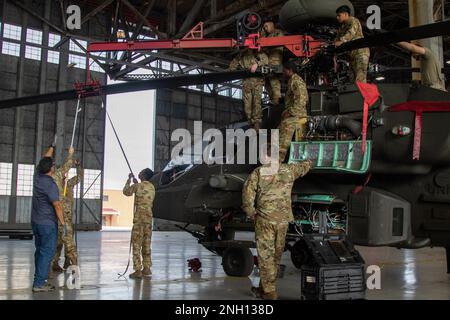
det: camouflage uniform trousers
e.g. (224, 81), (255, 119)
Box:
(266, 77), (282, 105)
(242, 78), (264, 125)
(255, 217), (288, 294)
(350, 53), (369, 83)
(52, 210), (78, 266)
(131, 222), (152, 270)
(278, 116), (308, 161)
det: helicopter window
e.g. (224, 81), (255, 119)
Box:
(160, 151), (196, 185)
(160, 163), (192, 185)
(159, 137), (207, 185)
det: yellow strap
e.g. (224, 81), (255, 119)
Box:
(63, 177), (68, 197)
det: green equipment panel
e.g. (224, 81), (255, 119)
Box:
(288, 140), (372, 174)
(296, 194), (336, 204)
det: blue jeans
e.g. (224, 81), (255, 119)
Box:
(32, 222), (57, 287)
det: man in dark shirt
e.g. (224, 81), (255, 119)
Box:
(31, 146), (65, 292)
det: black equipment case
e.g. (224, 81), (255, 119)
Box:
(300, 233), (366, 300)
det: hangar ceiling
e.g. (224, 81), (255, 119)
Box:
(6, 0), (448, 85)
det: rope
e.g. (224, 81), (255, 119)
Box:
(74, 99), (83, 250)
(100, 97), (134, 279)
(105, 108), (134, 176)
(117, 239), (133, 279)
(64, 94), (82, 197)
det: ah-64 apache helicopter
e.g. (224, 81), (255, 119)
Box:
(150, 0), (450, 280)
(1, 0), (450, 285)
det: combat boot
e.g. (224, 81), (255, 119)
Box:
(142, 268), (152, 276)
(52, 262), (64, 273)
(261, 291), (278, 300)
(251, 286), (263, 298)
(129, 270), (142, 279)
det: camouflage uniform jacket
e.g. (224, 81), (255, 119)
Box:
(242, 161), (312, 223)
(64, 164), (82, 212)
(52, 154), (74, 201)
(123, 180), (155, 224)
(228, 49), (269, 72)
(336, 16), (370, 58)
(285, 73), (308, 118)
(260, 28), (284, 65)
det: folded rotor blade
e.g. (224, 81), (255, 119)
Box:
(0, 70), (250, 109)
(336, 20), (450, 54)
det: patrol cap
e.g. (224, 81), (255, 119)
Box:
(336, 5), (351, 14)
(141, 168), (154, 181)
(262, 14), (278, 24)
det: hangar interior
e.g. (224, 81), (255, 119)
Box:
(0, 0), (450, 300)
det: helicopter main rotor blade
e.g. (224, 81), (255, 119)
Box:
(0, 70), (250, 109)
(335, 20), (450, 54)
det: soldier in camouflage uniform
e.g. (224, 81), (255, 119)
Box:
(397, 41), (446, 91)
(335, 5), (370, 83)
(278, 60), (309, 162)
(260, 16), (284, 105)
(242, 144), (312, 300)
(123, 168), (155, 278)
(229, 48), (269, 130)
(56, 159), (83, 269)
(51, 147), (74, 273)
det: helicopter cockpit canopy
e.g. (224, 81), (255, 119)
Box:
(159, 127), (255, 185)
(159, 136), (208, 185)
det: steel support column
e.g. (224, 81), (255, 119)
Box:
(9, 0), (29, 227)
(54, 41), (69, 164)
(34, 0), (51, 163)
(167, 0), (177, 37)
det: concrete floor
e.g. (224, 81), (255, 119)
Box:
(0, 231), (449, 300)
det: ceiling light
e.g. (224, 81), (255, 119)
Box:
(375, 76), (385, 81)
(446, 60), (450, 65)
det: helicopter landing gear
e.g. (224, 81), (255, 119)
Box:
(201, 228), (255, 277)
(222, 247), (254, 277)
(204, 227), (235, 256)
